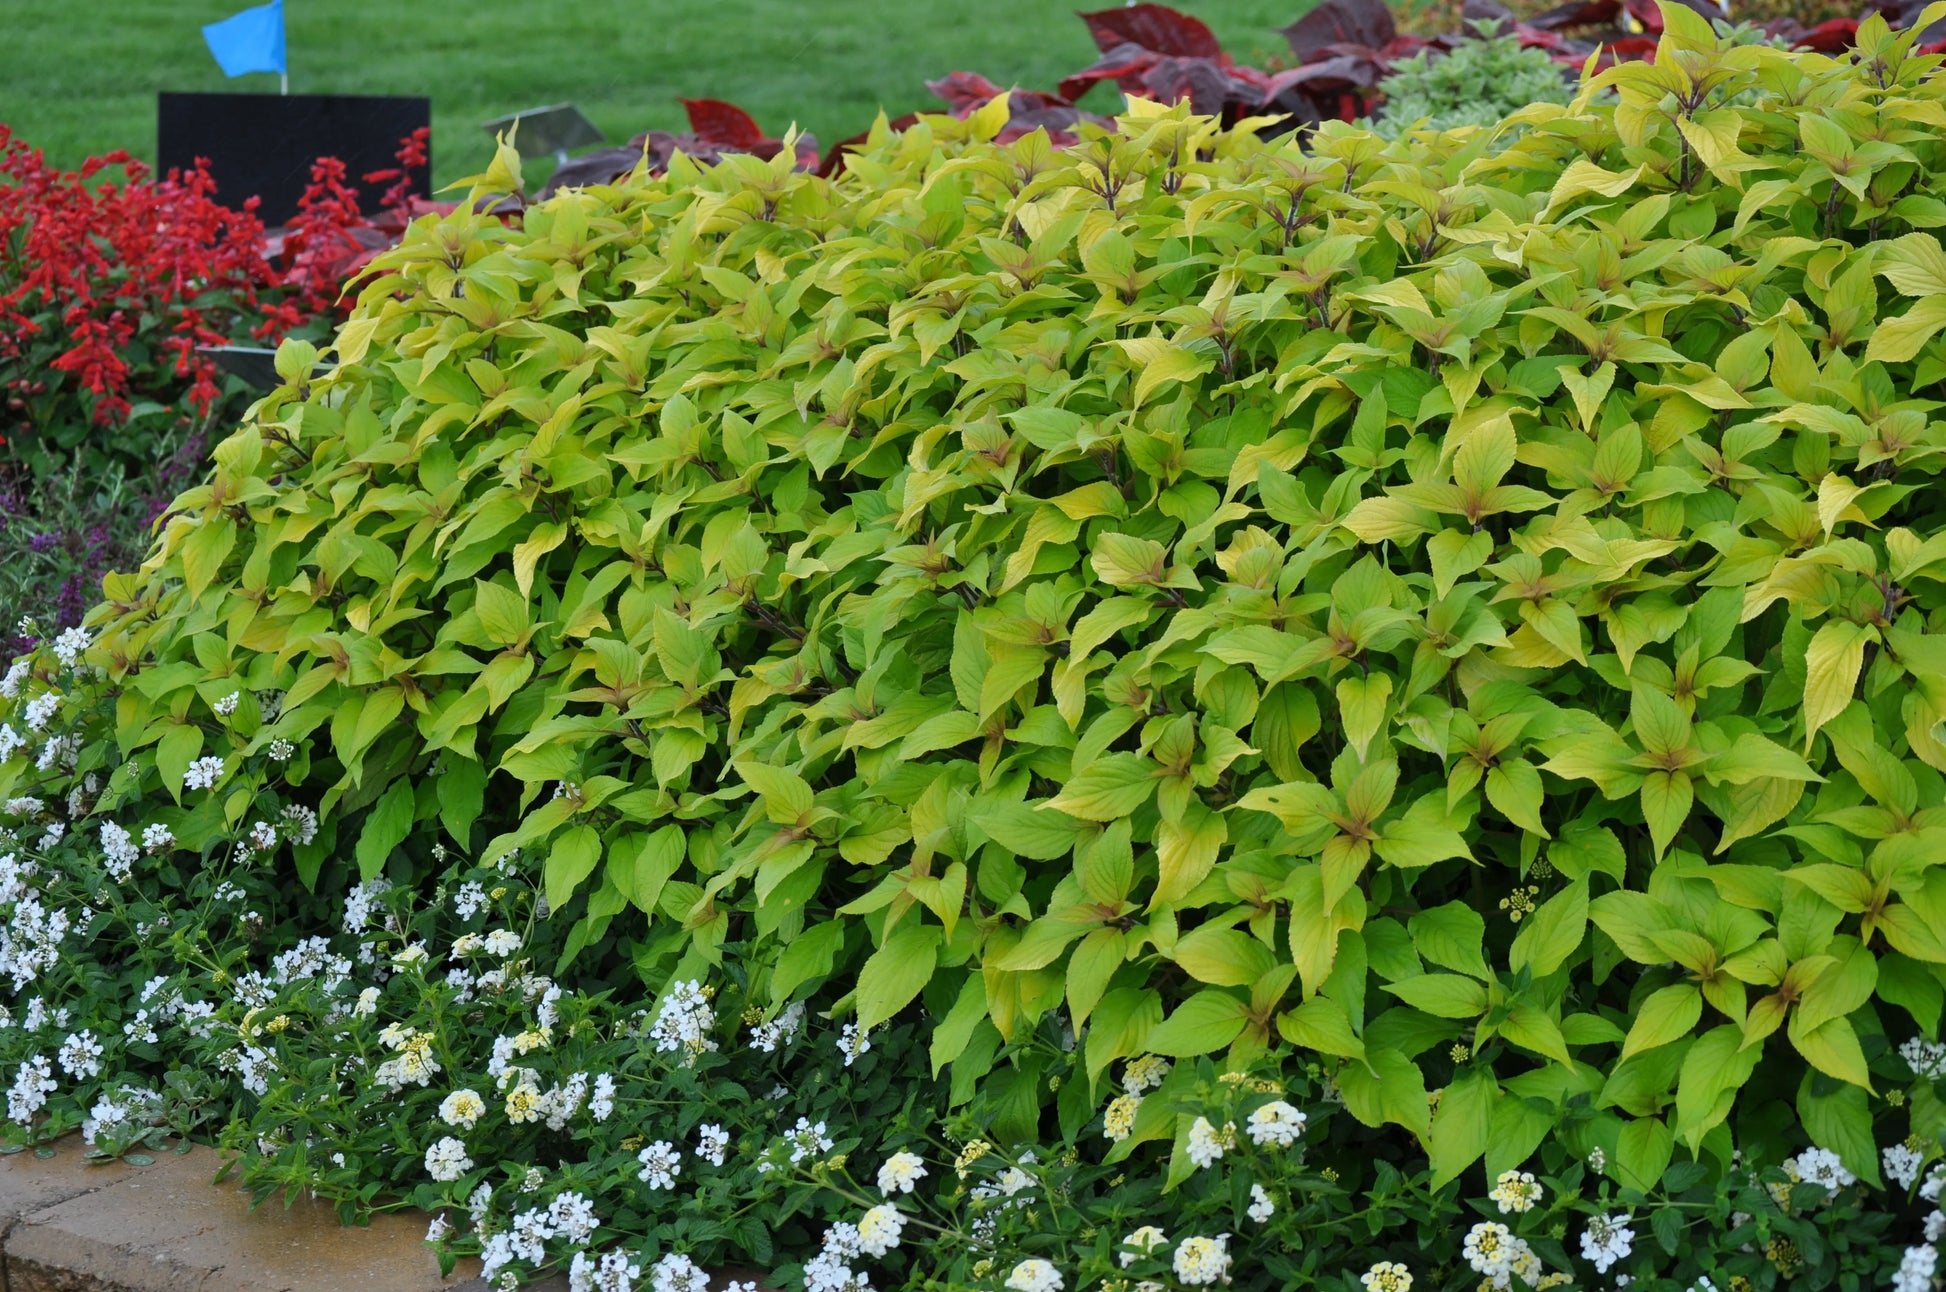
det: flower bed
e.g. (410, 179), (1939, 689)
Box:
(8, 5), (1946, 1292)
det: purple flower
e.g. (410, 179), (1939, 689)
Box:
(28, 532), (59, 553)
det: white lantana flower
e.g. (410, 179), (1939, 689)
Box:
(1580, 1213), (1634, 1274)
(1361, 1263), (1413, 1292)
(1120, 1226), (1168, 1267)
(1005, 1259), (1063, 1292)
(696, 1123), (729, 1167)
(1902, 1037), (1946, 1079)
(1247, 1183), (1275, 1223)
(649, 1253), (710, 1292)
(56, 1029), (103, 1079)
(637, 1140), (680, 1190)
(877, 1150), (927, 1195)
(1791, 1146), (1856, 1192)
(1173, 1235), (1232, 1286)
(424, 1137), (472, 1182)
(22, 693), (58, 732)
(1186, 1116), (1235, 1168)
(856, 1203), (905, 1256)
(51, 627), (90, 667)
(588, 1073), (615, 1122)
(649, 980), (718, 1065)
(439, 1089), (485, 1130)
(1104, 1091), (1141, 1142)
(1490, 1168), (1543, 1214)
(1464, 1221), (1539, 1290)
(1123, 1054), (1171, 1094)
(749, 999), (805, 1051)
(1888, 1143), (1926, 1192)
(1244, 1099), (1306, 1148)
(182, 756), (224, 791)
(5, 1055), (53, 1122)
(99, 822), (138, 881)
(1895, 1244), (1939, 1292)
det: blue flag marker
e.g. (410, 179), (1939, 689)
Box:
(203, 0), (287, 92)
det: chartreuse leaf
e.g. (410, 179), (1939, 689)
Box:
(857, 923), (942, 1030)
(1144, 989), (1248, 1057)
(1427, 1067), (1497, 1187)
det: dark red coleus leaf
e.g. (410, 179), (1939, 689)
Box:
(1058, 43), (1164, 103)
(1139, 55), (1256, 115)
(679, 99), (768, 150)
(1078, 3), (1221, 56)
(1579, 34), (1658, 70)
(1260, 51), (1388, 114)
(1793, 16), (1860, 50)
(1523, 0), (1620, 29)
(1282, 0), (1397, 62)
(926, 71), (1009, 114)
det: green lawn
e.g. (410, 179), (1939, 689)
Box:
(5, 0), (1313, 193)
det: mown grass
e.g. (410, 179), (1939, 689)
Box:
(5, 0), (1317, 191)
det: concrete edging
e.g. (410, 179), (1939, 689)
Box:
(0, 1137), (780, 1292)
(0, 1137), (517, 1292)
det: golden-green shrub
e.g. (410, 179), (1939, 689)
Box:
(14, 2), (1946, 1194)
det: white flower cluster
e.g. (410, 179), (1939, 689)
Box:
(696, 1123), (729, 1167)
(569, 1250), (640, 1292)
(6, 1054), (54, 1122)
(876, 1150), (926, 1195)
(1579, 1213), (1634, 1274)
(1889, 1143), (1927, 1191)
(636, 1141), (681, 1190)
(1903, 1037), (1946, 1080)
(805, 1220), (877, 1292)
(98, 821), (137, 882)
(1245, 1099), (1306, 1148)
(1785, 1146), (1856, 1194)
(1187, 1115), (1236, 1169)
(56, 1028), (102, 1078)
(749, 999), (805, 1052)
(424, 1136), (472, 1182)
(838, 1020), (871, 1066)
(81, 1084), (164, 1147)
(1173, 1234), (1231, 1286)
(478, 1192), (601, 1283)
(1464, 1221), (1541, 1290)
(1490, 1169), (1543, 1214)
(374, 1022), (442, 1090)
(23, 692), (59, 732)
(1896, 1244), (1940, 1292)
(0, 659), (29, 698)
(855, 1203), (904, 1256)
(181, 755), (224, 791)
(343, 877), (393, 934)
(1004, 1259), (1062, 1292)
(50, 628), (90, 668)
(648, 980), (717, 1065)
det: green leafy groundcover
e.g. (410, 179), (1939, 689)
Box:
(11, 3), (1946, 1287)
